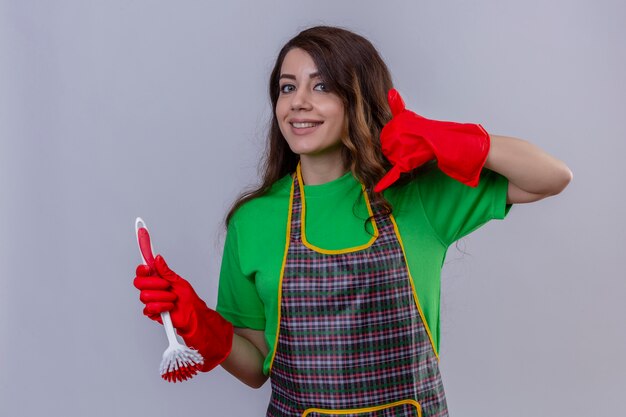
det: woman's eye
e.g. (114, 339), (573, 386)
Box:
(314, 83), (328, 92)
(280, 84), (295, 94)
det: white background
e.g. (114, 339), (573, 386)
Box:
(1, 1), (624, 416)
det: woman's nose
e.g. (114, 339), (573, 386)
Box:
(291, 88), (312, 111)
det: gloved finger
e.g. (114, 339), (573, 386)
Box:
(148, 313), (163, 324)
(139, 289), (177, 304)
(387, 88), (406, 117)
(133, 276), (170, 291)
(374, 165), (402, 193)
(135, 264), (154, 277)
(143, 302), (175, 316)
(154, 255), (179, 283)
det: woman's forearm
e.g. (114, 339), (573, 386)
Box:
(220, 333), (269, 389)
(484, 135), (573, 197)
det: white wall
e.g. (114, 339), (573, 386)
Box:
(1, 1), (624, 416)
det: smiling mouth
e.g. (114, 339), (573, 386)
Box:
(290, 122), (323, 128)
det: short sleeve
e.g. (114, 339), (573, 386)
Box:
(216, 219), (266, 330)
(416, 167), (511, 246)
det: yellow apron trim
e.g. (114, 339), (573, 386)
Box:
(267, 175), (295, 374)
(297, 163), (379, 255)
(303, 399), (422, 416)
(389, 214), (439, 360)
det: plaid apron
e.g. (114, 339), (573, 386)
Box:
(267, 169), (448, 417)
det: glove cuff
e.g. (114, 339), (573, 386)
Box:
(177, 308), (234, 373)
(432, 122), (490, 187)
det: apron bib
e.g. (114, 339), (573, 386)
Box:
(267, 167), (448, 417)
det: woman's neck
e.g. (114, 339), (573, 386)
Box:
(299, 153), (348, 185)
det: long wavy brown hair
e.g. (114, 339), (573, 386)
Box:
(225, 26), (398, 228)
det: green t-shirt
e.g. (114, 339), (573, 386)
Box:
(216, 167), (511, 376)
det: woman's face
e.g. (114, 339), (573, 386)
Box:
(275, 48), (346, 161)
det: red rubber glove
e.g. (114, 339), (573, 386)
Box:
(374, 88), (490, 192)
(134, 255), (234, 373)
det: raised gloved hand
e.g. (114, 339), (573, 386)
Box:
(134, 255), (234, 372)
(374, 88), (490, 192)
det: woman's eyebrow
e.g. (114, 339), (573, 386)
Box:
(279, 72), (321, 80)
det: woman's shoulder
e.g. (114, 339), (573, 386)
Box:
(386, 163), (503, 198)
(383, 163), (477, 210)
(229, 174), (293, 228)
(383, 163), (437, 200)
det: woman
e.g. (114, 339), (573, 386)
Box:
(134, 26), (572, 416)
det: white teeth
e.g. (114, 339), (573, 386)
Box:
(291, 122), (321, 128)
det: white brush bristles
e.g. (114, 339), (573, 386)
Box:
(160, 344), (204, 375)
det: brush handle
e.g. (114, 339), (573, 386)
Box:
(136, 218), (155, 267)
(160, 311), (180, 346)
(135, 217), (185, 347)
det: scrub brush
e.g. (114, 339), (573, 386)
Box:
(135, 217), (205, 382)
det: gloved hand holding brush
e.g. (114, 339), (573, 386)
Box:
(374, 88), (491, 192)
(134, 255), (234, 373)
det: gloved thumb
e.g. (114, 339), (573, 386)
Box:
(387, 88), (406, 117)
(154, 255), (179, 283)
